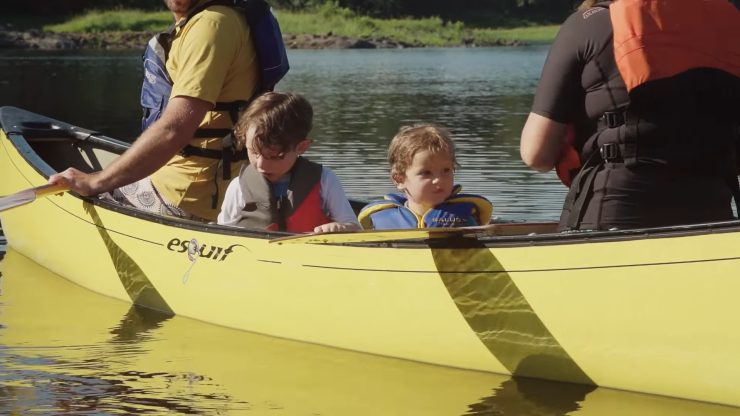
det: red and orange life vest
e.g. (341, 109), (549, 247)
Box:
(236, 157), (331, 233)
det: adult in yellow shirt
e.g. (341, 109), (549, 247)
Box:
(50, 0), (259, 221)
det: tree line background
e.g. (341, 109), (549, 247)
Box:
(7, 0), (579, 25)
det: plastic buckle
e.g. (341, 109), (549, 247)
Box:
(600, 143), (620, 162)
(602, 111), (625, 128)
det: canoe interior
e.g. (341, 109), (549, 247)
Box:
(4, 110), (372, 218)
(4, 106), (740, 244)
(1, 107), (563, 236)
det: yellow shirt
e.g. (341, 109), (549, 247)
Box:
(151, 1), (259, 221)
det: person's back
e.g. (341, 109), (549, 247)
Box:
(218, 92), (361, 233)
(358, 124), (492, 230)
(521, 0), (740, 231)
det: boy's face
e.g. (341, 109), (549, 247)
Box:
(394, 149), (454, 213)
(245, 126), (310, 183)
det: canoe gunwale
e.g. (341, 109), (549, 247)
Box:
(3, 105), (740, 249)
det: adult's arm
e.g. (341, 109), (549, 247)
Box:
(520, 113), (568, 172)
(520, 9), (595, 172)
(49, 96), (211, 196)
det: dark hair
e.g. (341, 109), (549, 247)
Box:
(234, 92), (313, 154)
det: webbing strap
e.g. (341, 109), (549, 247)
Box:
(729, 176), (740, 217)
(561, 151), (602, 230)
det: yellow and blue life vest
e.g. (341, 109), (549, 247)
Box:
(358, 185), (493, 230)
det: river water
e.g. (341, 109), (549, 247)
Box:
(1, 48), (738, 415)
(0, 46), (567, 221)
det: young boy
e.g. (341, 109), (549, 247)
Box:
(218, 92), (361, 233)
(358, 124), (492, 229)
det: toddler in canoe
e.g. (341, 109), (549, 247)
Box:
(358, 124), (492, 229)
(218, 92), (360, 233)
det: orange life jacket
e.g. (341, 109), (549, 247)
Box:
(611, 0), (740, 94)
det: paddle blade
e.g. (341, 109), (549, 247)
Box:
(0, 184), (68, 213)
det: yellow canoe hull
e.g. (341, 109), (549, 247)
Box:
(2, 107), (739, 407)
(7, 249), (740, 415)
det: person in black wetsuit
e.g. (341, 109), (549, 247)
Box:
(519, 0), (740, 231)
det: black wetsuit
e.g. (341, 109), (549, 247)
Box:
(531, 2), (739, 230)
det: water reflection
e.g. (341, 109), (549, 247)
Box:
(0, 48), (567, 221)
(2, 249), (740, 415)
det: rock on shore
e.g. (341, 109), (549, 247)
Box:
(0, 29), (414, 50)
(0, 27), (522, 50)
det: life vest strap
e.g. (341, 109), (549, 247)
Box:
(192, 128), (233, 138)
(597, 111), (626, 129)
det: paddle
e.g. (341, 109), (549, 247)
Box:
(0, 184), (69, 213)
(269, 222), (559, 245)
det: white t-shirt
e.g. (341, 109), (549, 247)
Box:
(217, 167), (359, 228)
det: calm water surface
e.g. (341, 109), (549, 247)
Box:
(1, 48), (736, 415)
(0, 47), (566, 221)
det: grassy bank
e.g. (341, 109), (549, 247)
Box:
(40, 4), (558, 46)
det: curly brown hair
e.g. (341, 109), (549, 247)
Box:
(388, 124), (456, 180)
(233, 92), (313, 154)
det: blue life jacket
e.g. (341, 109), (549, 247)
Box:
(357, 185), (493, 230)
(140, 0), (289, 181)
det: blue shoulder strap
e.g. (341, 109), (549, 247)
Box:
(142, 0), (289, 131)
(235, 0), (290, 93)
(358, 194), (418, 229)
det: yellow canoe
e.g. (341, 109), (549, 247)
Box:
(2, 106), (739, 407)
(4, 248), (739, 415)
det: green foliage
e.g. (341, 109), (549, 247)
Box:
(472, 24), (560, 44)
(35, 3), (559, 46)
(338, 0), (401, 17)
(8, 0), (575, 22)
(44, 10), (171, 33)
(278, 4), (558, 46)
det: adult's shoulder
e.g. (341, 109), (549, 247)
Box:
(189, 3), (247, 34)
(199, 3), (244, 21)
(556, 3), (611, 40)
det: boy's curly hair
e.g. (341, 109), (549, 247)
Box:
(388, 124), (457, 180)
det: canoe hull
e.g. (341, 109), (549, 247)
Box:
(2, 107), (739, 407)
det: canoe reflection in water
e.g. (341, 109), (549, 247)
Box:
(2, 250), (740, 415)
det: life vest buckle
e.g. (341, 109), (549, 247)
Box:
(600, 143), (621, 162)
(601, 111), (626, 128)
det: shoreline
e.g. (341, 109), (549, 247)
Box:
(0, 29), (526, 51)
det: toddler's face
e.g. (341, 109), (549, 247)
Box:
(245, 126), (309, 182)
(395, 150), (454, 213)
